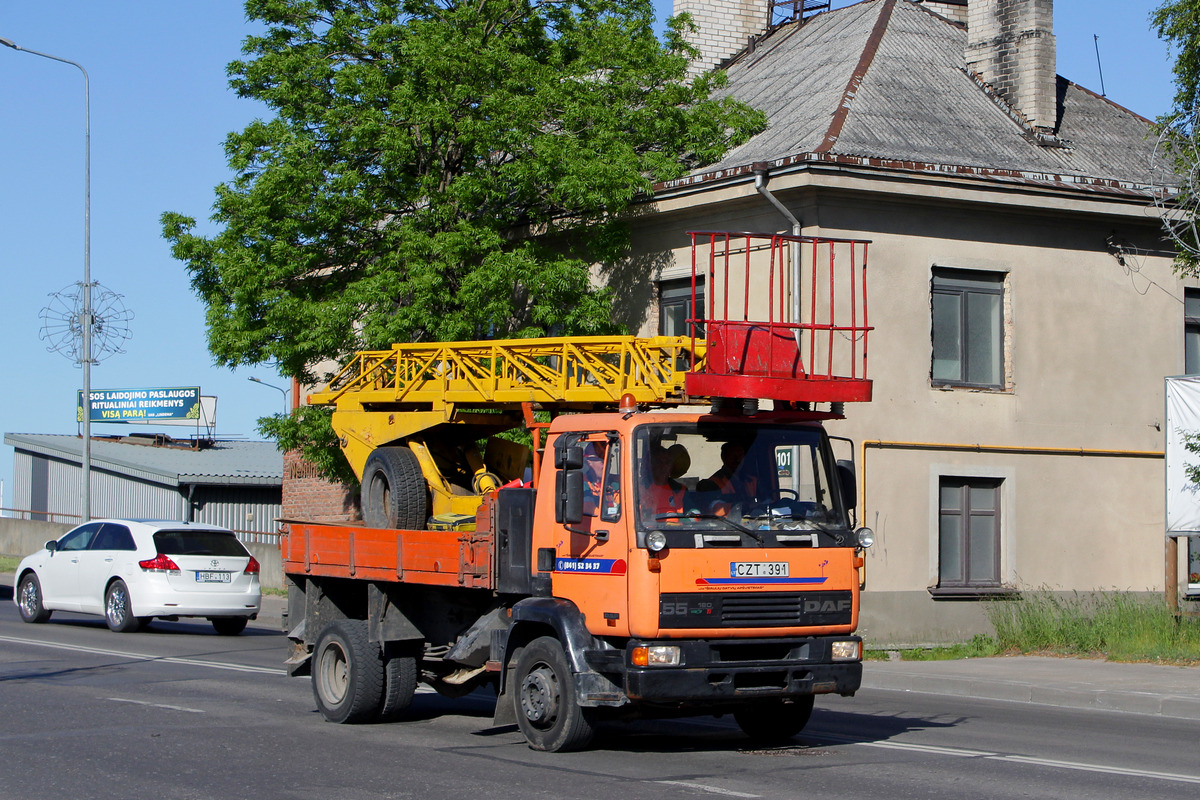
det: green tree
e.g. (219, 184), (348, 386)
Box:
(1154, 0), (1200, 274)
(163, 0), (765, 386)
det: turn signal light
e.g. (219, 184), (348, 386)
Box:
(138, 553), (181, 573)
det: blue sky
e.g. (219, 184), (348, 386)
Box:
(0, 1), (1181, 515)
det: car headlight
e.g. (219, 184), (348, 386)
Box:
(831, 640), (861, 661)
(855, 527), (875, 548)
(631, 645), (681, 666)
(646, 531), (668, 553)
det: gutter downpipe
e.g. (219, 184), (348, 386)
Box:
(753, 164), (803, 349)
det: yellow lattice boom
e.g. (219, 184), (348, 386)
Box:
(308, 335), (705, 412)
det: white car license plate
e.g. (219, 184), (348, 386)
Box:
(731, 561), (789, 578)
(195, 570), (231, 583)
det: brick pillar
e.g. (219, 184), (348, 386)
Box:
(282, 450), (360, 523)
(675, 0), (770, 74)
(965, 0), (1057, 132)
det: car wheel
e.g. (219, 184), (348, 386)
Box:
(733, 696), (815, 743)
(377, 652), (418, 721)
(211, 617), (249, 636)
(513, 636), (596, 752)
(104, 580), (142, 633)
(16, 573), (52, 624)
(311, 619), (384, 724)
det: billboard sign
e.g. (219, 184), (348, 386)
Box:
(1164, 376), (1200, 596)
(78, 387), (202, 423)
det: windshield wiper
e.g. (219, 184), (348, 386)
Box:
(672, 512), (766, 545)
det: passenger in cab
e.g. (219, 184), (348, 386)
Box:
(645, 443), (688, 517)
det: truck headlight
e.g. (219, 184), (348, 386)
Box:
(831, 640), (861, 661)
(631, 645), (681, 666)
(646, 531), (668, 552)
(855, 527), (875, 548)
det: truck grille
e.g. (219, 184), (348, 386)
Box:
(659, 591), (853, 628)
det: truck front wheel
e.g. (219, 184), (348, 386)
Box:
(312, 620), (384, 724)
(513, 636), (596, 752)
(733, 696), (815, 743)
(361, 446), (428, 530)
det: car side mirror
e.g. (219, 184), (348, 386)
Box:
(836, 459), (857, 511)
(555, 468), (584, 525)
(45, 540), (58, 554)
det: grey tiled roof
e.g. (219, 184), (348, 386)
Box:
(691, 0), (1162, 193)
(4, 433), (282, 487)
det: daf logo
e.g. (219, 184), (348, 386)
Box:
(804, 599), (852, 614)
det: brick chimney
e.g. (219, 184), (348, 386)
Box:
(965, 0), (1057, 131)
(916, 0), (967, 25)
(674, 0), (769, 74)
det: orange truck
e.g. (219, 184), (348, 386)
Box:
(280, 231), (876, 751)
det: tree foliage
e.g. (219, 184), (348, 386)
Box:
(1155, 0), (1200, 115)
(1154, 1), (1200, 275)
(163, 0), (765, 386)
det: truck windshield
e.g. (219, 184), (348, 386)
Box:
(635, 422), (850, 540)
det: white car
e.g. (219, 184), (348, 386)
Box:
(13, 519), (262, 635)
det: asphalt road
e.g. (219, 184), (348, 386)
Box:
(2, 581), (1199, 800)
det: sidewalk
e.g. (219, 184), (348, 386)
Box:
(8, 572), (1199, 720)
(863, 654), (1200, 721)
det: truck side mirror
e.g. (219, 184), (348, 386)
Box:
(554, 443), (584, 470)
(555, 468), (584, 524)
(836, 459), (857, 511)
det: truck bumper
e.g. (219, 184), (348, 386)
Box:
(618, 636), (862, 706)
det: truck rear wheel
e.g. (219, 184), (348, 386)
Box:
(733, 696), (815, 743)
(312, 620), (384, 724)
(377, 653), (418, 720)
(362, 446), (428, 530)
(513, 636), (596, 752)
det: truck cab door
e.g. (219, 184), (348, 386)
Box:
(551, 434), (630, 637)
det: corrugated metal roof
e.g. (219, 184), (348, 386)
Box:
(693, 0), (1163, 193)
(3, 433), (282, 488)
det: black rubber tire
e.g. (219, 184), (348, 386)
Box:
(104, 580), (142, 633)
(512, 636), (596, 752)
(377, 654), (418, 720)
(211, 616), (249, 636)
(16, 573), (52, 624)
(733, 696), (815, 743)
(311, 619), (385, 724)
(361, 446), (428, 530)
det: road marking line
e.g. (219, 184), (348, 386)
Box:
(841, 739), (1200, 785)
(0, 634), (286, 675)
(654, 781), (761, 798)
(856, 740), (996, 758)
(990, 755), (1200, 785)
(107, 697), (205, 713)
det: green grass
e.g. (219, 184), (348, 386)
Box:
(0, 556), (19, 573)
(870, 591), (1200, 664)
(985, 590), (1200, 664)
(866, 634), (999, 661)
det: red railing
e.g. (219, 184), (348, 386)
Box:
(684, 231), (872, 404)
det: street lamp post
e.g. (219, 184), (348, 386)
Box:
(248, 377), (291, 416)
(1, 37), (94, 523)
